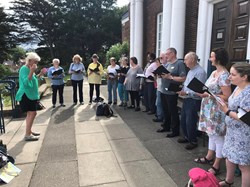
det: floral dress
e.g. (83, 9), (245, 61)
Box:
(222, 85), (250, 165)
(198, 71), (230, 136)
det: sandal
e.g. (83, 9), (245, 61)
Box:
(194, 157), (213, 165)
(208, 166), (220, 176)
(219, 179), (234, 187)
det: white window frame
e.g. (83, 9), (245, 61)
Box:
(156, 12), (163, 57)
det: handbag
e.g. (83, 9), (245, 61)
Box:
(36, 101), (45, 110)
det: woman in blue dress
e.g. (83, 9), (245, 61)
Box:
(220, 62), (250, 187)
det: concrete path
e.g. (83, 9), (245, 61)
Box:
(0, 83), (178, 187)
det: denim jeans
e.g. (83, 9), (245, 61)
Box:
(155, 90), (164, 120)
(107, 79), (118, 102)
(143, 82), (156, 113)
(118, 82), (128, 102)
(180, 98), (201, 143)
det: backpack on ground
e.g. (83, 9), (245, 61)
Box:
(186, 168), (220, 187)
(96, 103), (115, 118)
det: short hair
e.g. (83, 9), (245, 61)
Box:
(92, 54), (99, 59)
(130, 57), (138, 65)
(186, 52), (198, 62)
(121, 57), (129, 65)
(232, 62), (250, 82)
(212, 48), (229, 67)
(149, 53), (156, 60)
(25, 52), (41, 64)
(110, 57), (116, 62)
(52, 58), (60, 64)
(72, 54), (82, 62)
(167, 47), (177, 55)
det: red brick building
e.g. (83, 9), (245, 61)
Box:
(122, 0), (250, 71)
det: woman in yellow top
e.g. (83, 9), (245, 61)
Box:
(87, 54), (103, 104)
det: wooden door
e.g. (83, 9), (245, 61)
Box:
(211, 0), (249, 62)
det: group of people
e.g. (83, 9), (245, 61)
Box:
(16, 47), (250, 186)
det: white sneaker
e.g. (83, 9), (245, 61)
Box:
(24, 135), (39, 141)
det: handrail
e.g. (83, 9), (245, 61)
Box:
(0, 80), (16, 133)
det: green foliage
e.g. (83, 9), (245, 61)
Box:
(106, 41), (129, 66)
(0, 64), (12, 79)
(8, 47), (26, 63)
(9, 0), (124, 66)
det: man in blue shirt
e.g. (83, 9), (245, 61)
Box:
(177, 52), (207, 150)
(47, 58), (65, 108)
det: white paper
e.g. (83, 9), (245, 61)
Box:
(136, 74), (146, 78)
(237, 108), (246, 118)
(0, 162), (21, 183)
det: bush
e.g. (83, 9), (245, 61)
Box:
(0, 64), (12, 80)
(106, 41), (129, 66)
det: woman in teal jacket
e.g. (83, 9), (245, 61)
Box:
(16, 52), (45, 141)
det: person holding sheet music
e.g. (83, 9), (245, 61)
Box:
(47, 58), (65, 108)
(124, 57), (143, 111)
(69, 54), (85, 105)
(177, 52), (207, 150)
(142, 53), (157, 115)
(194, 48), (231, 176)
(117, 57), (130, 107)
(218, 62), (250, 187)
(87, 54), (103, 104)
(156, 48), (186, 137)
(107, 57), (119, 105)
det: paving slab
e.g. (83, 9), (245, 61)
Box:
(78, 151), (125, 187)
(1, 163), (35, 187)
(102, 123), (136, 140)
(29, 161), (79, 187)
(75, 121), (103, 135)
(110, 138), (153, 163)
(76, 133), (111, 154)
(120, 159), (177, 187)
(90, 181), (129, 187)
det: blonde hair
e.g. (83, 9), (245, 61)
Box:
(72, 54), (82, 62)
(25, 52), (41, 65)
(110, 57), (116, 62)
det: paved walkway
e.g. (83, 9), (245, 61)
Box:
(0, 83), (177, 187)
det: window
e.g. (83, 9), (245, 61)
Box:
(156, 13), (163, 57)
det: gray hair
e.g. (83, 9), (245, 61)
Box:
(25, 52), (41, 65)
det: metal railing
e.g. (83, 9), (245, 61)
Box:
(0, 80), (16, 133)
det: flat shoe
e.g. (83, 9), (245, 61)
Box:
(194, 157), (213, 165)
(24, 135), (39, 141)
(32, 132), (40, 136)
(208, 166), (220, 176)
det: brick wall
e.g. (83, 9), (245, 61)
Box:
(143, 0), (163, 66)
(122, 20), (130, 42)
(184, 0), (199, 55)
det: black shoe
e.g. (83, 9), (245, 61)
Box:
(108, 101), (112, 105)
(52, 105), (56, 108)
(142, 110), (149, 112)
(123, 102), (127, 107)
(156, 128), (167, 133)
(185, 143), (198, 150)
(166, 133), (179, 138)
(152, 118), (163, 122)
(135, 107), (140, 111)
(60, 104), (66, 107)
(113, 102), (117, 105)
(177, 137), (189, 143)
(147, 111), (155, 115)
(127, 105), (135, 109)
(118, 102), (124, 107)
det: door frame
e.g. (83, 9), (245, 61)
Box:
(196, 0), (250, 72)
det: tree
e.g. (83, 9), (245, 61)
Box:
(10, 0), (125, 66)
(106, 41), (129, 66)
(0, 6), (16, 63)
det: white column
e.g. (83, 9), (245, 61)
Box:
(169, 0), (186, 59)
(196, 0), (214, 72)
(134, 0), (144, 66)
(161, 0), (172, 52)
(247, 18), (250, 61)
(129, 0), (136, 57)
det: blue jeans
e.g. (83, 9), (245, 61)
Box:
(107, 79), (117, 102)
(118, 82), (128, 102)
(143, 82), (156, 113)
(155, 90), (164, 120)
(180, 98), (201, 143)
